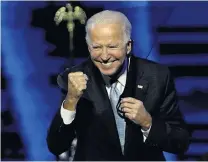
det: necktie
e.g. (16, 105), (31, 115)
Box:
(109, 82), (126, 153)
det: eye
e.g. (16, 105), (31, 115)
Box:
(109, 45), (118, 49)
(92, 46), (101, 49)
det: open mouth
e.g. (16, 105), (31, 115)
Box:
(101, 62), (113, 66)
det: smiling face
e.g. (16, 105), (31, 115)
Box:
(87, 23), (131, 76)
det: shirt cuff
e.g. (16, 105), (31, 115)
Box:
(141, 125), (152, 142)
(60, 100), (76, 125)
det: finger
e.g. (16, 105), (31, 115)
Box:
(75, 76), (87, 82)
(83, 74), (88, 81)
(78, 84), (87, 91)
(72, 80), (86, 89)
(78, 82), (87, 87)
(121, 97), (140, 104)
(69, 74), (87, 82)
(71, 77), (87, 86)
(71, 79), (80, 88)
(122, 107), (132, 113)
(74, 72), (84, 76)
(124, 113), (134, 120)
(70, 75), (86, 81)
(121, 97), (135, 103)
(120, 102), (134, 109)
(69, 72), (84, 76)
(81, 84), (87, 90)
(77, 77), (87, 83)
(75, 74), (88, 82)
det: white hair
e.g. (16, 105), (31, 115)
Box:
(85, 10), (132, 45)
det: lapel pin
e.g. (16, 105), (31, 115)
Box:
(137, 85), (143, 89)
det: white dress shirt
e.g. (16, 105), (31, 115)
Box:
(60, 62), (151, 142)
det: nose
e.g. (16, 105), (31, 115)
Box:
(100, 47), (110, 61)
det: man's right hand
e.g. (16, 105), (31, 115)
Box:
(63, 72), (88, 111)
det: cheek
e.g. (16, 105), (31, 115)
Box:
(114, 51), (126, 61)
(90, 52), (99, 60)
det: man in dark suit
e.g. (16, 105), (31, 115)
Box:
(47, 10), (190, 161)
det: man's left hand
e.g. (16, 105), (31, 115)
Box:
(121, 97), (152, 131)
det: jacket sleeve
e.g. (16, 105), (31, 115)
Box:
(145, 68), (191, 154)
(46, 69), (76, 156)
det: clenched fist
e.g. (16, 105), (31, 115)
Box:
(64, 72), (88, 111)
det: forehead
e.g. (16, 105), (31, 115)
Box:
(89, 23), (124, 44)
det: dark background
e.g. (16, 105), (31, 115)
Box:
(1, 1), (208, 161)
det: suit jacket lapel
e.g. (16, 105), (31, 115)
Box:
(134, 57), (149, 107)
(122, 55), (149, 154)
(120, 55), (148, 109)
(86, 60), (123, 154)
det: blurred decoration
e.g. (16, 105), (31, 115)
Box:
(54, 3), (87, 66)
(1, 132), (25, 160)
(180, 91), (208, 110)
(1, 67), (25, 160)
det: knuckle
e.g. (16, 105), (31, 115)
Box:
(69, 79), (75, 85)
(130, 114), (134, 120)
(70, 77), (74, 82)
(68, 74), (72, 79)
(138, 100), (143, 105)
(80, 80), (86, 85)
(84, 74), (88, 80)
(69, 72), (76, 76)
(73, 82), (78, 88)
(132, 114), (136, 119)
(77, 71), (83, 75)
(82, 82), (87, 87)
(80, 76), (86, 81)
(82, 75), (86, 80)
(77, 87), (82, 92)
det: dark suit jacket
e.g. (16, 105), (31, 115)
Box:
(47, 55), (190, 161)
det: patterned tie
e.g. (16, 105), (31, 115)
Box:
(109, 82), (126, 153)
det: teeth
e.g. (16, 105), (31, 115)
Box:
(102, 62), (112, 66)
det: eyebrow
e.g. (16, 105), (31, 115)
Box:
(91, 43), (120, 46)
(91, 44), (101, 46)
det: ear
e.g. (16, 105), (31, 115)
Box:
(88, 46), (91, 53)
(87, 43), (92, 54)
(127, 39), (132, 54)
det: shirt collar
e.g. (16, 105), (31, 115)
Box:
(117, 68), (127, 87)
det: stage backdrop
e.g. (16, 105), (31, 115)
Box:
(1, 1), (208, 161)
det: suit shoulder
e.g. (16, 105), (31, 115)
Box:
(61, 59), (90, 75)
(137, 57), (170, 78)
(63, 59), (90, 74)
